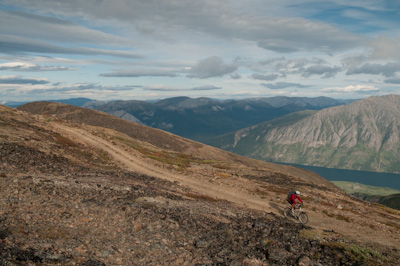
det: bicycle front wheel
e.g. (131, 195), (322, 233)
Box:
(298, 212), (309, 224)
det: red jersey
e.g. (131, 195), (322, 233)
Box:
(289, 194), (303, 205)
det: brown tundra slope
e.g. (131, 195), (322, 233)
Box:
(0, 102), (398, 265)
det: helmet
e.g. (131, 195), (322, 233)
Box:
(295, 191), (300, 195)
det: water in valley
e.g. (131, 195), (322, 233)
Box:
(285, 163), (400, 190)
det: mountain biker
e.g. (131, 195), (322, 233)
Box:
(287, 190), (303, 214)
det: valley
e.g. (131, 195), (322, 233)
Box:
(83, 96), (349, 141)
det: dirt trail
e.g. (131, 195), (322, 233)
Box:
(55, 124), (275, 213)
(53, 124), (400, 249)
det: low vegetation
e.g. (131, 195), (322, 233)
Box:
(325, 242), (386, 266)
(334, 181), (400, 210)
(333, 181), (400, 196)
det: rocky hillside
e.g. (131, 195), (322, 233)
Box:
(2, 103), (400, 265)
(209, 94), (400, 173)
(83, 96), (349, 141)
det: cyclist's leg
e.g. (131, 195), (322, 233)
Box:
(291, 203), (296, 215)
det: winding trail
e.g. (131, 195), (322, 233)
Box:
(55, 124), (274, 213)
(52, 123), (400, 249)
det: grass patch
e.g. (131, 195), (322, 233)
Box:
(38, 226), (71, 240)
(114, 135), (234, 169)
(333, 181), (400, 197)
(53, 133), (78, 147)
(325, 242), (386, 265)
(197, 160), (233, 170)
(114, 135), (194, 167)
(376, 204), (400, 215)
(216, 172), (231, 178)
(322, 210), (351, 222)
(335, 214), (352, 222)
(300, 229), (341, 242)
(254, 188), (268, 197)
(381, 221), (400, 230)
(146, 152), (193, 167)
(184, 192), (219, 202)
(322, 209), (335, 217)
(260, 185), (287, 194)
(212, 164), (231, 170)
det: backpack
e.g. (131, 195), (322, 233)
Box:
(287, 191), (296, 202)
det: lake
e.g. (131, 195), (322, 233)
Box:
(283, 163), (400, 190)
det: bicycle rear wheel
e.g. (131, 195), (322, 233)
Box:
(298, 212), (309, 224)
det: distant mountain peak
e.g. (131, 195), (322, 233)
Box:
(212, 94), (400, 174)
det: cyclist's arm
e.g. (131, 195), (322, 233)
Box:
(297, 195), (303, 204)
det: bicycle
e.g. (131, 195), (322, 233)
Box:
(283, 205), (309, 224)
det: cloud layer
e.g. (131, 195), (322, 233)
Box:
(0, 0), (399, 101)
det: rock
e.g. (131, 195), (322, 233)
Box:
(298, 255), (312, 266)
(194, 239), (209, 248)
(82, 259), (106, 266)
(266, 247), (291, 263)
(242, 258), (268, 266)
(229, 259), (243, 266)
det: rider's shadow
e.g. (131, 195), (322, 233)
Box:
(269, 202), (284, 213)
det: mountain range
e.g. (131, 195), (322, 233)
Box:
(83, 96), (351, 141)
(208, 94), (400, 174)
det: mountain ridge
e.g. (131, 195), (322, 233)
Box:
(83, 96), (351, 141)
(209, 94), (400, 173)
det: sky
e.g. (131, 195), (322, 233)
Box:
(1, 0), (400, 102)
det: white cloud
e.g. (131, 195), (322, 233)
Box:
(28, 83), (138, 94)
(322, 85), (380, 93)
(3, 0), (365, 54)
(187, 56), (238, 79)
(192, 85), (222, 91)
(0, 62), (75, 71)
(346, 62), (400, 77)
(251, 73), (280, 81)
(0, 10), (134, 46)
(0, 82), (140, 100)
(261, 82), (311, 90)
(143, 84), (221, 91)
(369, 36), (400, 60)
(269, 58), (342, 78)
(100, 69), (178, 77)
(301, 65), (342, 78)
(0, 34), (143, 58)
(0, 75), (49, 84)
(384, 77), (400, 84)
